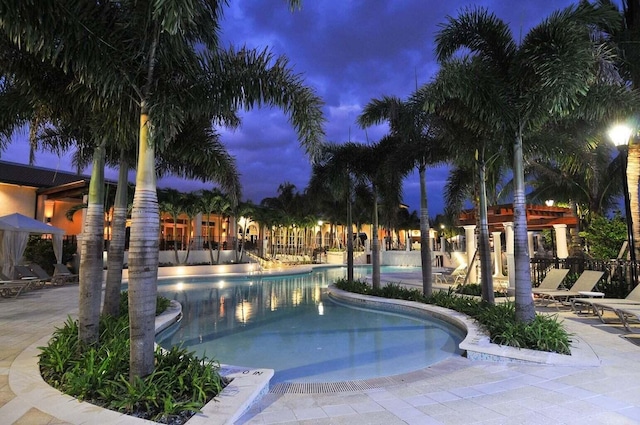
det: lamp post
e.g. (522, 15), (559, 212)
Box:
(608, 124), (637, 286)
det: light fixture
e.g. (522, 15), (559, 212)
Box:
(545, 200), (554, 207)
(608, 124), (632, 148)
(44, 199), (55, 219)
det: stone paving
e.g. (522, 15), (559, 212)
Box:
(2, 276), (640, 425)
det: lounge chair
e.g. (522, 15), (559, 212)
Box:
(52, 264), (79, 285)
(0, 272), (34, 298)
(535, 270), (604, 307)
(444, 264), (467, 285)
(612, 305), (640, 331)
(27, 263), (53, 286)
(14, 265), (47, 289)
(572, 283), (640, 316)
(532, 268), (570, 295)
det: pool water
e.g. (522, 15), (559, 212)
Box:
(156, 266), (464, 384)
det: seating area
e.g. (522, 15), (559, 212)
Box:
(534, 270), (604, 307)
(532, 268), (569, 294)
(0, 263), (78, 298)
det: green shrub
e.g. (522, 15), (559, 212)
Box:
(39, 297), (226, 423)
(579, 214), (627, 260)
(454, 283), (508, 298)
(334, 278), (572, 355)
(119, 291), (171, 316)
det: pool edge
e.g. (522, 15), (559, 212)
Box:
(327, 285), (601, 367)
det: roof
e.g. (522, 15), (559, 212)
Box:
(0, 161), (88, 188)
(457, 204), (579, 231)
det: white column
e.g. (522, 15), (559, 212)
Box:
(405, 230), (410, 251)
(492, 231), (505, 278)
(527, 231), (535, 259)
(504, 222), (515, 289)
(553, 224), (569, 259)
(463, 225), (477, 284)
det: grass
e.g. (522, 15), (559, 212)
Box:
(334, 279), (572, 355)
(38, 293), (227, 424)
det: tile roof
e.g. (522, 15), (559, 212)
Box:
(0, 161), (88, 188)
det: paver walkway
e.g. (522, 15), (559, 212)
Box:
(2, 278), (640, 425)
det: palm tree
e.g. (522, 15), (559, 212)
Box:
(434, 3), (628, 321)
(345, 138), (407, 289)
(3, 3), (327, 379)
(609, 0), (640, 262)
(358, 91), (448, 296)
(308, 143), (359, 282)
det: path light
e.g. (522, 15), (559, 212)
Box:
(608, 123), (637, 285)
(545, 199), (554, 207)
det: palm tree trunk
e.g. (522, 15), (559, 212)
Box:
(172, 218), (179, 264)
(478, 159), (495, 304)
(513, 131), (535, 322)
(78, 141), (106, 345)
(129, 108), (160, 379)
(103, 151), (129, 317)
(419, 166), (432, 296)
(372, 186), (381, 289)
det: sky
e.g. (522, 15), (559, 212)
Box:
(3, 0), (611, 216)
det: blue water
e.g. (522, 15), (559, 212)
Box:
(156, 266), (464, 383)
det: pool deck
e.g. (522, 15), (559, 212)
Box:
(2, 269), (640, 424)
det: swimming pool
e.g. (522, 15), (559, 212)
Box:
(156, 266), (464, 384)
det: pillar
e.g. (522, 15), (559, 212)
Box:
(492, 231), (505, 278)
(504, 222), (515, 289)
(463, 225), (477, 284)
(527, 231), (535, 259)
(553, 224), (569, 259)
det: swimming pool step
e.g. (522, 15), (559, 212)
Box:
(269, 367), (441, 394)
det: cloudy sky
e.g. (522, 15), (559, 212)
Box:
(3, 0), (614, 215)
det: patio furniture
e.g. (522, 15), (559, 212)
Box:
(0, 272), (35, 298)
(532, 268), (570, 295)
(612, 306), (640, 332)
(535, 270), (604, 308)
(572, 283), (640, 316)
(13, 265), (47, 289)
(52, 264), (79, 285)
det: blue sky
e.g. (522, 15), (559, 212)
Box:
(3, 0), (613, 216)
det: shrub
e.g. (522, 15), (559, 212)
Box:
(39, 294), (226, 424)
(334, 278), (572, 355)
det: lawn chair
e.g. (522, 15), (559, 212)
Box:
(14, 265), (47, 289)
(27, 263), (53, 287)
(535, 270), (604, 308)
(572, 281), (640, 316)
(52, 264), (79, 285)
(612, 305), (640, 332)
(532, 268), (570, 295)
(0, 272), (33, 298)
(444, 264), (467, 285)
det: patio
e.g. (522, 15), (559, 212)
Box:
(1, 279), (640, 424)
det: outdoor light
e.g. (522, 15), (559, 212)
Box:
(609, 123), (637, 286)
(608, 124), (632, 148)
(44, 199), (55, 219)
(545, 199), (554, 207)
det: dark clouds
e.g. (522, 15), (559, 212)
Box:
(6, 0), (615, 215)
(213, 0), (583, 214)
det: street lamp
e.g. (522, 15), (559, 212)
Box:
(608, 124), (637, 286)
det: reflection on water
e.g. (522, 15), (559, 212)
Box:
(156, 266), (463, 383)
